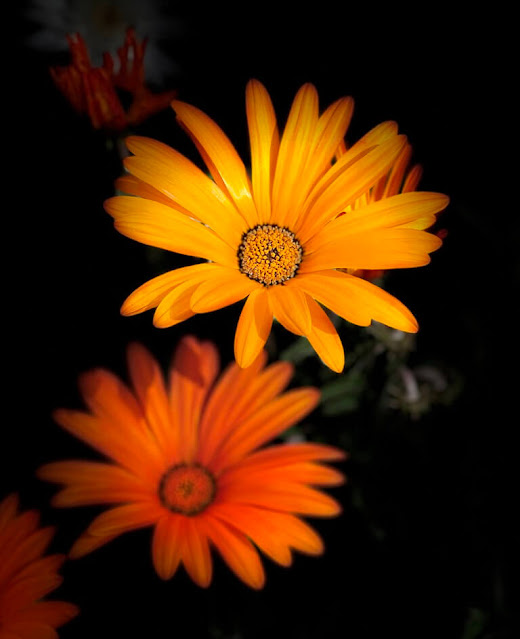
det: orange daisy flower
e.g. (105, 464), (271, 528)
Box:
(38, 336), (345, 589)
(104, 79), (449, 372)
(0, 494), (78, 638)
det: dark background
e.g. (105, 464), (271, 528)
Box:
(6, 2), (516, 638)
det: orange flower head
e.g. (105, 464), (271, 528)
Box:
(0, 494), (79, 637)
(38, 336), (346, 589)
(50, 28), (176, 131)
(105, 80), (449, 372)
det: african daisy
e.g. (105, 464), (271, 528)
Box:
(0, 494), (78, 638)
(38, 336), (346, 589)
(105, 80), (449, 372)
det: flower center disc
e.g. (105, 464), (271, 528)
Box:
(238, 224), (303, 286)
(159, 464), (216, 515)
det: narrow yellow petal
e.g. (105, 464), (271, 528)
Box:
(301, 228), (443, 272)
(126, 342), (177, 459)
(105, 196), (237, 268)
(245, 79), (279, 223)
(152, 264), (240, 328)
(305, 296), (345, 373)
(199, 514), (265, 590)
(88, 502), (161, 536)
(115, 174), (184, 210)
(298, 134), (407, 243)
(301, 271), (418, 332)
(296, 271), (372, 327)
(125, 136), (246, 247)
(181, 518), (212, 588)
(234, 288), (273, 369)
(271, 83), (319, 227)
(190, 270), (260, 314)
(299, 96), (354, 196)
(168, 337), (220, 465)
(120, 264), (212, 317)
(152, 515), (183, 580)
(268, 285), (312, 336)
(214, 387), (320, 470)
(152, 279), (199, 329)
(306, 191), (449, 252)
(172, 100), (258, 227)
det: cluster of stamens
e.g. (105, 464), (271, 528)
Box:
(237, 224), (303, 286)
(159, 464), (216, 516)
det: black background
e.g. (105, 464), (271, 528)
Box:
(6, 3), (517, 638)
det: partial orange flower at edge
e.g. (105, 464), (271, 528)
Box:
(0, 494), (79, 638)
(105, 79), (449, 372)
(50, 27), (177, 132)
(37, 336), (346, 590)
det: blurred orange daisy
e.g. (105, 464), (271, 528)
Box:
(105, 79), (449, 372)
(0, 494), (78, 638)
(38, 336), (345, 589)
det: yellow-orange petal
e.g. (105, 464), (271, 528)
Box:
(190, 269), (260, 314)
(271, 83), (319, 228)
(309, 120), (399, 202)
(234, 288), (273, 369)
(299, 96), (354, 200)
(305, 296), (345, 373)
(120, 264), (211, 316)
(168, 336), (220, 464)
(301, 227), (443, 272)
(218, 474), (342, 517)
(153, 284), (196, 329)
(298, 134), (407, 243)
(246, 79), (279, 223)
(199, 513), (265, 589)
(306, 191), (449, 250)
(223, 360), (294, 429)
(313, 271), (419, 332)
(212, 503), (292, 566)
(180, 518), (212, 588)
(51, 409), (155, 477)
(268, 285), (312, 336)
(87, 502), (161, 536)
(197, 353), (268, 467)
(126, 342), (176, 459)
(37, 461), (151, 507)
(241, 462), (345, 486)
(212, 387), (320, 472)
(213, 503), (324, 563)
(104, 195), (236, 267)
(68, 531), (119, 559)
(152, 515), (183, 580)
(172, 99), (258, 227)
(238, 442), (347, 471)
(402, 163), (423, 193)
(295, 271), (371, 327)
(76, 369), (166, 473)
(115, 174), (183, 209)
(124, 136), (246, 247)
(152, 265), (226, 329)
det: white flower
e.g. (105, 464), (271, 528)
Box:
(25, 0), (180, 85)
